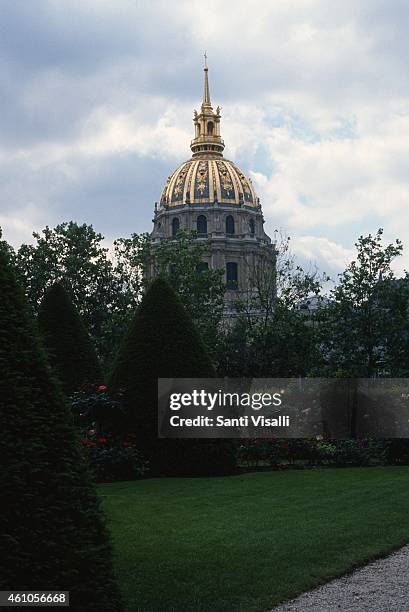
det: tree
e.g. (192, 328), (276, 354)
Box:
(0, 227), (16, 263)
(0, 250), (121, 611)
(236, 233), (324, 327)
(219, 233), (324, 377)
(114, 229), (225, 358)
(38, 283), (102, 394)
(16, 221), (133, 363)
(316, 229), (409, 377)
(16, 223), (226, 367)
(218, 302), (318, 377)
(109, 277), (236, 476)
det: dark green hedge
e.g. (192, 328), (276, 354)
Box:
(109, 277), (236, 476)
(38, 283), (102, 394)
(0, 251), (121, 611)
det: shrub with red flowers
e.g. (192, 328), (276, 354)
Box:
(80, 433), (149, 482)
(237, 438), (389, 470)
(70, 383), (125, 435)
(72, 385), (149, 482)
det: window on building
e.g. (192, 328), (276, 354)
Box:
(226, 215), (235, 235)
(197, 215), (207, 235)
(172, 217), (180, 237)
(249, 218), (255, 235)
(207, 121), (214, 135)
(226, 262), (238, 290)
(196, 261), (209, 273)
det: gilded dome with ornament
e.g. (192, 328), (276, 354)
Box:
(159, 158), (258, 208)
(158, 61), (259, 210)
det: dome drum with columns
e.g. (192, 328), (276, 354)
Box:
(151, 60), (275, 302)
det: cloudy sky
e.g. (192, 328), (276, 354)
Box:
(1, 0), (408, 277)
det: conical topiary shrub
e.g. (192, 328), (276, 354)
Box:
(109, 277), (236, 476)
(0, 250), (121, 611)
(38, 283), (102, 394)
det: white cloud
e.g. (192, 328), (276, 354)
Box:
(290, 235), (354, 276)
(0, 204), (44, 247)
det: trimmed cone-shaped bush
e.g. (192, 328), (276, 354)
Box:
(109, 277), (236, 476)
(38, 283), (102, 394)
(0, 251), (121, 611)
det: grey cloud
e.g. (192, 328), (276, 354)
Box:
(0, 150), (175, 242)
(0, 0), (408, 275)
(55, 153), (173, 240)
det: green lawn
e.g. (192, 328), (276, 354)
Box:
(99, 467), (409, 612)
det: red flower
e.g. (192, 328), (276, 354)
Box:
(123, 434), (137, 447)
(81, 439), (97, 448)
(97, 436), (108, 444)
(98, 384), (107, 392)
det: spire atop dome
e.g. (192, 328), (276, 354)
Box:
(203, 52), (211, 107)
(191, 58), (224, 158)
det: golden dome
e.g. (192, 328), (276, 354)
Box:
(159, 158), (258, 207)
(159, 60), (259, 209)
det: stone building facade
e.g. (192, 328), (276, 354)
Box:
(151, 62), (275, 306)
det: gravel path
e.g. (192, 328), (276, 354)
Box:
(271, 544), (409, 611)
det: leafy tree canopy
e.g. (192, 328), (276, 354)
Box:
(16, 222), (131, 360)
(316, 228), (409, 377)
(219, 232), (325, 377)
(16, 223), (226, 366)
(115, 229), (225, 356)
